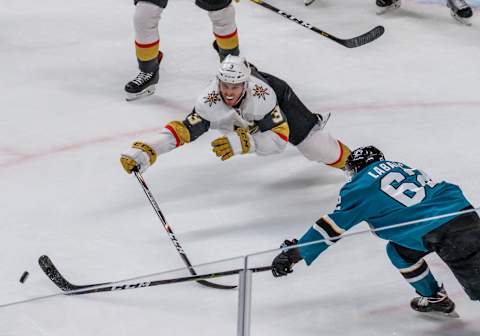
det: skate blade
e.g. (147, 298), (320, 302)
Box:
(420, 310), (461, 319)
(450, 12), (472, 26)
(304, 0), (316, 6)
(317, 112), (331, 130)
(376, 2), (401, 15)
(125, 86), (156, 102)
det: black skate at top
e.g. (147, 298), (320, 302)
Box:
(125, 70), (159, 94)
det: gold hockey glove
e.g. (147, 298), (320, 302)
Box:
(211, 128), (251, 161)
(120, 142), (157, 174)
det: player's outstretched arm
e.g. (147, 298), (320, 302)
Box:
(120, 110), (211, 174)
(121, 141), (158, 174)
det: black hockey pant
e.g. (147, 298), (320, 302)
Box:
(393, 206), (480, 301)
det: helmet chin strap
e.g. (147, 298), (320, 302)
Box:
(236, 84), (248, 106)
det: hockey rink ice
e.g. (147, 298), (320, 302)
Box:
(1, 0), (480, 335)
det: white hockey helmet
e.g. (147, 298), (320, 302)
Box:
(217, 55), (251, 84)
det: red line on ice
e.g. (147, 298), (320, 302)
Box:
(1, 99), (479, 169)
(0, 127), (162, 169)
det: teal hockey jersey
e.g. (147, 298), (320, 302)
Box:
(298, 160), (471, 265)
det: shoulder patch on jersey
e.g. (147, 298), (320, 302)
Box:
(252, 84), (270, 101)
(203, 90), (221, 107)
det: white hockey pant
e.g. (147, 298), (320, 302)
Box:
(296, 126), (343, 165)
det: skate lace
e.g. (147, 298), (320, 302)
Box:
(132, 72), (153, 85)
(448, 0), (468, 9)
(417, 292), (447, 307)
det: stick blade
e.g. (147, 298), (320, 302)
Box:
(340, 25), (385, 48)
(39, 255), (109, 293)
(196, 279), (237, 290)
(38, 255), (80, 291)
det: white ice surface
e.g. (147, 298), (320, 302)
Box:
(1, 0), (480, 335)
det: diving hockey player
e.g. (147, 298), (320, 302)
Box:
(120, 55), (350, 174)
(272, 146), (480, 317)
(125, 0), (241, 101)
(376, 0), (473, 25)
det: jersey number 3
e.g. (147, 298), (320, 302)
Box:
(380, 168), (437, 207)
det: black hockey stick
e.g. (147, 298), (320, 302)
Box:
(133, 170), (236, 290)
(250, 0), (385, 48)
(38, 255), (271, 295)
(39, 255), (107, 291)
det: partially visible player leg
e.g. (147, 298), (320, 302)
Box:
(424, 208), (480, 301)
(197, 0), (240, 61)
(125, 0), (167, 101)
(253, 70), (347, 169)
(386, 242), (458, 317)
(376, 0), (401, 15)
(296, 130), (350, 170)
(446, 0), (473, 25)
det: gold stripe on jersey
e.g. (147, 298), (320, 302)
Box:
(132, 141), (157, 165)
(166, 121), (191, 146)
(135, 40), (160, 62)
(214, 30), (239, 50)
(328, 141), (351, 169)
(271, 122), (290, 142)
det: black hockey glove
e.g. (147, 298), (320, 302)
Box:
(271, 239), (302, 278)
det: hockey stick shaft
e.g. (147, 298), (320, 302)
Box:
(133, 171), (236, 289)
(38, 253), (270, 296)
(250, 0), (384, 48)
(68, 266), (271, 295)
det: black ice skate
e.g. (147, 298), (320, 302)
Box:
(125, 51), (163, 101)
(410, 286), (460, 318)
(376, 0), (401, 15)
(447, 0), (473, 26)
(124, 70), (159, 102)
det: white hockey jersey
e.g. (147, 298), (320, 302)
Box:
(141, 76), (290, 158)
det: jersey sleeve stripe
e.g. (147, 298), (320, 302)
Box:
(165, 125), (180, 147)
(311, 224), (336, 246)
(277, 134), (288, 142)
(274, 132), (289, 142)
(313, 217), (345, 245)
(323, 215), (346, 235)
(271, 122), (289, 142)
